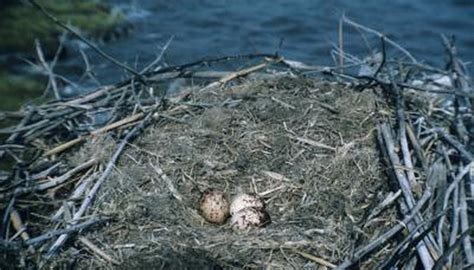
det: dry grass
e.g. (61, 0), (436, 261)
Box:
(59, 76), (397, 269)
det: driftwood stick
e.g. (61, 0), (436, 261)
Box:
(51, 171), (97, 221)
(433, 226), (474, 270)
(0, 119), (49, 135)
(45, 112), (144, 156)
(437, 162), (473, 250)
(1, 197), (15, 237)
(377, 209), (448, 269)
(30, 162), (61, 180)
(364, 190), (401, 224)
(379, 123), (436, 269)
(9, 209), (30, 243)
(446, 181), (460, 267)
(26, 217), (102, 246)
(470, 162), (474, 203)
(379, 123), (416, 209)
(45, 109), (156, 259)
(459, 183), (474, 266)
(335, 189), (432, 270)
(295, 250), (336, 268)
(406, 123), (429, 172)
(199, 62), (270, 92)
(143, 53), (276, 77)
(441, 34), (472, 106)
(393, 76), (420, 192)
(393, 73), (440, 255)
(78, 236), (120, 265)
(327, 69), (474, 98)
(436, 129), (474, 162)
(429, 159), (448, 217)
(0, 109), (35, 161)
(0, 158), (97, 200)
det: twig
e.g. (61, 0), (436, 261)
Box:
(28, 0), (145, 82)
(392, 72), (420, 192)
(140, 35), (174, 74)
(379, 123), (436, 269)
(79, 49), (101, 86)
(79, 236), (120, 265)
(373, 36), (387, 78)
(377, 209), (448, 269)
(295, 250), (336, 268)
(45, 112), (144, 156)
(406, 124), (429, 172)
(9, 209), (30, 243)
(51, 171), (97, 221)
(271, 97), (296, 110)
(45, 108), (157, 260)
(0, 158), (97, 200)
(459, 184), (474, 265)
(335, 189), (432, 269)
(143, 53), (277, 77)
(287, 135), (336, 151)
(447, 181), (460, 267)
(437, 162), (473, 250)
(433, 226), (474, 270)
(35, 40), (61, 99)
(364, 190), (401, 224)
(1, 197), (15, 237)
(149, 162), (183, 202)
(199, 62), (270, 92)
(342, 15), (417, 63)
(26, 217), (102, 246)
(435, 129), (474, 162)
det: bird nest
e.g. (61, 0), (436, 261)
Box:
(54, 76), (393, 268)
(2, 19), (473, 269)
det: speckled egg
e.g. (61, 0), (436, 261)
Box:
(198, 188), (230, 224)
(230, 193), (265, 215)
(231, 207), (271, 230)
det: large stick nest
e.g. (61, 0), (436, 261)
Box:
(1, 18), (473, 269)
(59, 76), (394, 268)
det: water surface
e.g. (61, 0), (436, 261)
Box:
(67, 0), (474, 85)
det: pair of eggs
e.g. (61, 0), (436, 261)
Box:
(198, 189), (270, 230)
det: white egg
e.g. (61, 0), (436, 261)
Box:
(230, 193), (265, 216)
(198, 188), (230, 224)
(231, 207), (271, 230)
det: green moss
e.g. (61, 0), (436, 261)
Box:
(0, 0), (126, 55)
(0, 71), (45, 111)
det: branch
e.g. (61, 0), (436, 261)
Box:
(45, 107), (158, 260)
(28, 0), (145, 82)
(335, 189), (432, 269)
(342, 15), (418, 63)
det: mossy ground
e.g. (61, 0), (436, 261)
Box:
(0, 0), (129, 113)
(0, 71), (45, 111)
(0, 0), (126, 55)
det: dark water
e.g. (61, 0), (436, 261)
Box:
(65, 0), (474, 86)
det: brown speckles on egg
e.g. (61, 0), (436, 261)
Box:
(231, 207), (271, 230)
(198, 188), (230, 224)
(230, 193), (265, 215)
